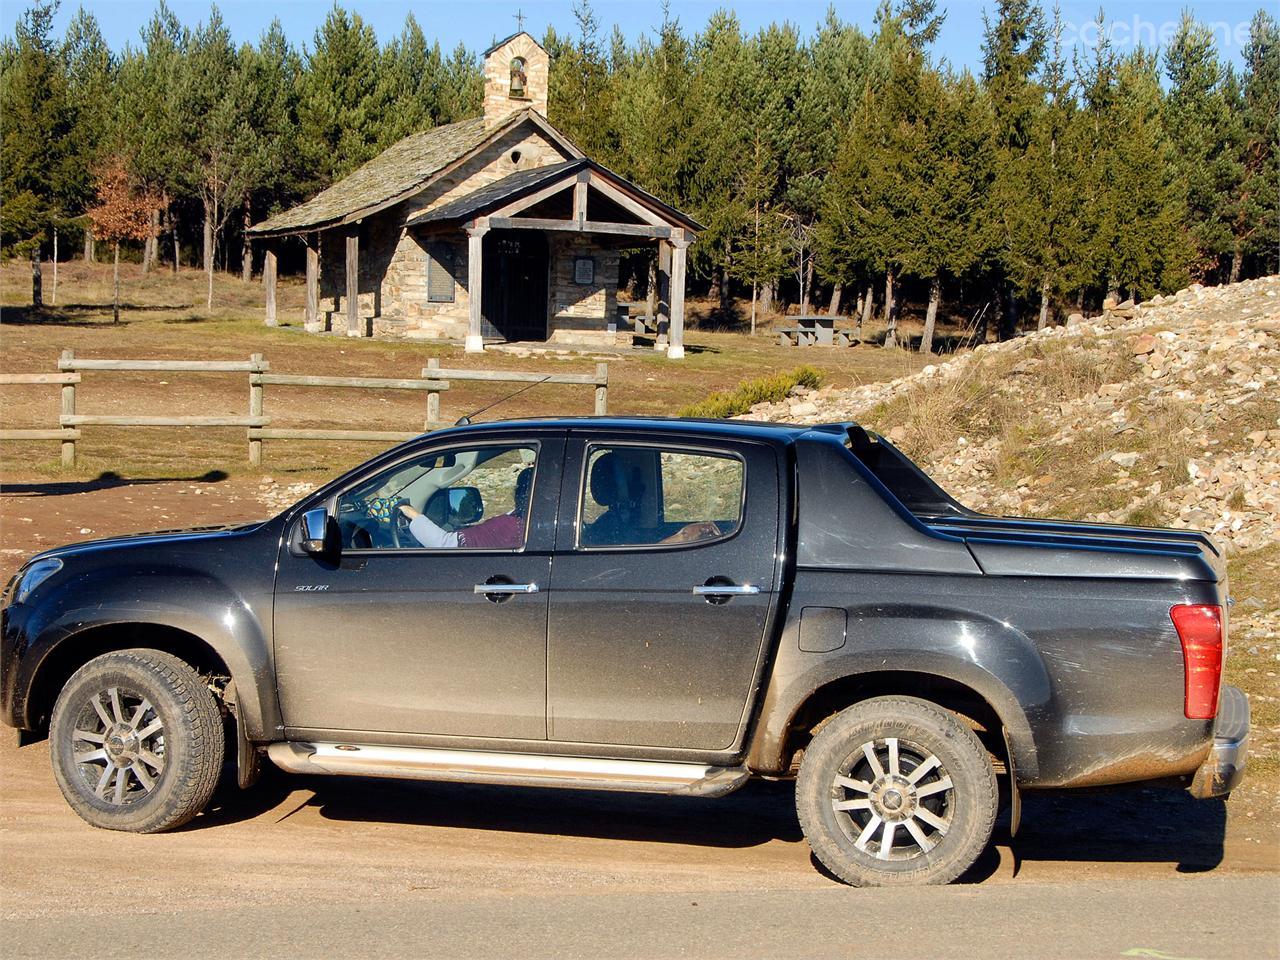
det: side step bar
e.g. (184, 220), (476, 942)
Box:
(267, 742), (750, 798)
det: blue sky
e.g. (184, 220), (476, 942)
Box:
(20, 0), (1267, 71)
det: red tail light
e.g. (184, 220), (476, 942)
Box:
(1170, 604), (1224, 720)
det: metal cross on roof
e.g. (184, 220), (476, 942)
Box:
(514, 9), (526, 31)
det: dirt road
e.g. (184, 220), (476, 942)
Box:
(2, 475), (1278, 958)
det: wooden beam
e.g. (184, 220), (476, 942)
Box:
(345, 229), (360, 337)
(62, 415), (270, 427)
(488, 179), (575, 219)
(255, 374), (449, 391)
(585, 172), (667, 226)
(0, 429), (82, 441)
(248, 428), (428, 442)
(420, 366), (607, 386)
(574, 171), (588, 226)
(59, 358), (269, 372)
(0, 372), (80, 385)
(263, 246), (278, 327)
(466, 221), (489, 353)
(305, 237), (320, 330)
(655, 241), (671, 350)
(668, 236), (689, 360)
(486, 216), (671, 239)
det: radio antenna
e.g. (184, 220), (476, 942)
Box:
(454, 375), (553, 426)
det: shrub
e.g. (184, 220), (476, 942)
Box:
(679, 366), (822, 419)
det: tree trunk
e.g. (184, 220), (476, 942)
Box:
(113, 242), (120, 323)
(203, 199), (215, 311)
(801, 257), (814, 314)
(1075, 289), (1085, 318)
(883, 268), (898, 348)
(1037, 275), (1051, 331)
(854, 288), (864, 320)
(750, 280), (758, 336)
(860, 282), (873, 336)
(83, 223), (95, 262)
(51, 227), (58, 306)
(999, 281), (1019, 341)
(143, 207), (160, 273)
(718, 264), (730, 311)
(1229, 244), (1242, 284)
(759, 281), (774, 316)
(645, 254), (657, 321)
(171, 206), (180, 272)
(921, 276), (941, 354)
(241, 197), (253, 282)
(827, 281), (843, 315)
(31, 246), (42, 308)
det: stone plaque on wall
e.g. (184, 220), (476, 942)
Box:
(573, 256), (595, 285)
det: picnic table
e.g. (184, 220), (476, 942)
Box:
(777, 315), (856, 347)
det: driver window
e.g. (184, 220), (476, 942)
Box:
(335, 444), (537, 551)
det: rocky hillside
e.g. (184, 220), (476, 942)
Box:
(748, 276), (1280, 775)
(750, 276), (1279, 553)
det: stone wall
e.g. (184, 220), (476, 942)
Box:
(483, 33), (549, 128)
(548, 234), (620, 344)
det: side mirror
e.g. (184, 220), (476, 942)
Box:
(300, 507), (333, 556)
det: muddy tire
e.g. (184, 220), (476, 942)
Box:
(796, 696), (998, 886)
(49, 649), (224, 833)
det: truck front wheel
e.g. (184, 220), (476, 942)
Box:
(49, 649), (225, 833)
(796, 695), (998, 886)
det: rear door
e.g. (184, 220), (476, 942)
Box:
(546, 433), (780, 751)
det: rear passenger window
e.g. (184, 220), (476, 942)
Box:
(579, 445), (744, 548)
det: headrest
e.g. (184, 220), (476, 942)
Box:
(589, 452), (643, 508)
(514, 466), (534, 514)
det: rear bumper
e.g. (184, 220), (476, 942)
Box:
(1188, 684), (1249, 799)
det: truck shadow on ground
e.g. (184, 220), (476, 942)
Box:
(0, 470), (229, 498)
(201, 770), (1227, 878)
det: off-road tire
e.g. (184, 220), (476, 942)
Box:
(50, 649), (224, 833)
(796, 695), (998, 886)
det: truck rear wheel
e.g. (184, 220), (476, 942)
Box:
(796, 695), (998, 886)
(49, 649), (225, 833)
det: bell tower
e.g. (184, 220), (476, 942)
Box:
(483, 31), (549, 128)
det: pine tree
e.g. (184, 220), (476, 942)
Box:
(60, 7), (116, 261)
(296, 5), (385, 188)
(1233, 12), (1279, 278)
(547, 0), (614, 159)
(0, 0), (75, 305)
(378, 13), (443, 145)
(728, 133), (788, 333)
(436, 43), (482, 123)
(981, 0), (1047, 338)
(1164, 14), (1241, 278)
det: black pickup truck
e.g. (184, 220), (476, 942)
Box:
(1, 418), (1249, 886)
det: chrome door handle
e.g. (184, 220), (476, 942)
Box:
(692, 584), (760, 596)
(474, 583), (539, 595)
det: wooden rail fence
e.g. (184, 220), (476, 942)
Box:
(0, 351), (608, 467)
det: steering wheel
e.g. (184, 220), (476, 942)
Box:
(390, 499), (414, 548)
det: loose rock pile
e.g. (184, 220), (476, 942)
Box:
(747, 276), (1280, 556)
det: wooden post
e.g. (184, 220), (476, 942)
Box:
(51, 227), (58, 307)
(263, 246), (278, 327)
(248, 353), (264, 465)
(305, 237), (320, 331)
(655, 241), (671, 351)
(345, 228), (360, 337)
(60, 349), (75, 467)
(594, 362), (608, 415)
(668, 236), (689, 360)
(425, 357), (441, 427)
(574, 171), (588, 227)
(465, 221), (489, 353)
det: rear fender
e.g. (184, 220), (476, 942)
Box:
(748, 609), (1051, 780)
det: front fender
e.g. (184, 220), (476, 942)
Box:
(13, 566), (279, 741)
(747, 604), (1052, 780)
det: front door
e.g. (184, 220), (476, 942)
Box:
(481, 230), (549, 341)
(273, 436), (563, 741)
(546, 435), (780, 752)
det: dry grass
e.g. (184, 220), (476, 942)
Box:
(1224, 543), (1280, 777)
(0, 260), (927, 482)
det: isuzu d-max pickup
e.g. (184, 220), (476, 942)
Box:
(1, 418), (1249, 885)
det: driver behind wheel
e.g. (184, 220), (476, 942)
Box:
(398, 467), (533, 549)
